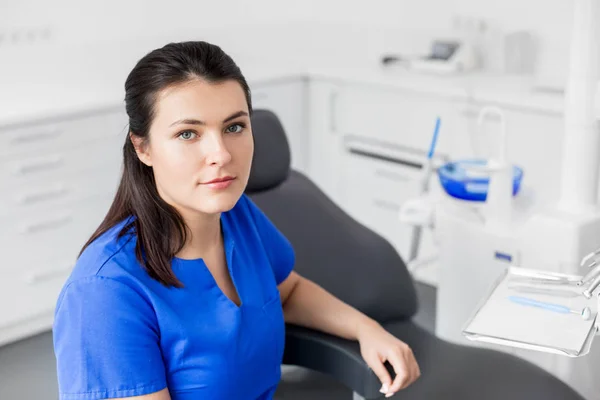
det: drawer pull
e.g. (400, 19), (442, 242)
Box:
(373, 198), (401, 212)
(348, 148), (423, 170)
(24, 264), (74, 284)
(17, 185), (68, 204)
(375, 169), (410, 182)
(19, 214), (72, 234)
(13, 155), (64, 175)
(11, 128), (61, 144)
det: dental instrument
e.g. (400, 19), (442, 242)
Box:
(578, 261), (600, 286)
(507, 284), (582, 298)
(509, 274), (579, 285)
(583, 274), (600, 299)
(508, 296), (593, 321)
(580, 248), (600, 268)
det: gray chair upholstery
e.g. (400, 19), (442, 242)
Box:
(245, 109), (585, 400)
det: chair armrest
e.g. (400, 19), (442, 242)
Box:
(283, 324), (393, 399)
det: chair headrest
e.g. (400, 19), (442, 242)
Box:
(246, 109), (291, 192)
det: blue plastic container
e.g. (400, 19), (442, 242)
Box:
(437, 159), (524, 202)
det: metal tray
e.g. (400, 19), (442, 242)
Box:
(462, 266), (598, 357)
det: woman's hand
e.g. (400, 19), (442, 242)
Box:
(356, 319), (420, 398)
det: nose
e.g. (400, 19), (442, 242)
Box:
(203, 132), (232, 166)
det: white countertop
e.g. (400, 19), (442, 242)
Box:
(0, 23), (584, 127)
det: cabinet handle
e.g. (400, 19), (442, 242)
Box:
(19, 214), (72, 234)
(375, 169), (410, 182)
(24, 264), (74, 284)
(348, 148), (423, 170)
(16, 185), (68, 204)
(329, 90), (338, 133)
(10, 127), (61, 144)
(12, 155), (64, 175)
(373, 198), (400, 212)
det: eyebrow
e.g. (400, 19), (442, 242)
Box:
(169, 111), (249, 127)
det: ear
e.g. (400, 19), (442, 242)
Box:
(130, 132), (152, 167)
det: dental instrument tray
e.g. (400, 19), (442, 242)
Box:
(462, 266), (598, 357)
(437, 159), (523, 201)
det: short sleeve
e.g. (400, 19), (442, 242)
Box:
(243, 195), (296, 285)
(53, 276), (167, 400)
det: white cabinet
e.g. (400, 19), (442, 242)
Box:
(250, 78), (309, 174)
(339, 137), (424, 261)
(0, 108), (127, 345)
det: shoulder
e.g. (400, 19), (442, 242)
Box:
(68, 216), (145, 281)
(56, 217), (152, 311)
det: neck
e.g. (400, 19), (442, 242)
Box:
(176, 211), (222, 260)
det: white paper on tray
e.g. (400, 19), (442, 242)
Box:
(462, 266), (599, 357)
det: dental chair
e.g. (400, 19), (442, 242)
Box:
(245, 109), (585, 400)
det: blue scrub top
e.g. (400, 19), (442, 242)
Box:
(53, 194), (295, 400)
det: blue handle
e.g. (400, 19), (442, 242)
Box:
(427, 117), (441, 159)
(508, 295), (571, 314)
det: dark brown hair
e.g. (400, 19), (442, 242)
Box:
(80, 41), (252, 287)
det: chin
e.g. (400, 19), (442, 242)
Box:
(195, 190), (243, 215)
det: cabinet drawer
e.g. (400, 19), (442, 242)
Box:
(0, 195), (114, 272)
(340, 138), (424, 202)
(0, 167), (120, 218)
(340, 140), (425, 259)
(0, 109), (127, 159)
(0, 134), (123, 189)
(334, 85), (460, 155)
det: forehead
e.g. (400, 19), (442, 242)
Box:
(153, 79), (248, 125)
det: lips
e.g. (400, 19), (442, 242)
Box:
(204, 176), (235, 184)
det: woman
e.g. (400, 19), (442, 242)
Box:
(53, 41), (420, 400)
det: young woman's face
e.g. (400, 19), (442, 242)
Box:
(133, 79), (254, 217)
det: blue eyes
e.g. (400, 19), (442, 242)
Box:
(177, 123), (245, 140)
(226, 123), (244, 134)
(179, 131), (196, 140)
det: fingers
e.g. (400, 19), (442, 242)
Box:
(387, 343), (420, 395)
(365, 353), (393, 396)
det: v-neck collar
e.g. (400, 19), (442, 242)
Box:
(172, 215), (241, 309)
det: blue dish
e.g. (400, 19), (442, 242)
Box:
(437, 159), (524, 202)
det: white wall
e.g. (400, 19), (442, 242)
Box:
(0, 0), (580, 83)
(1, 0), (450, 43)
(451, 0), (575, 84)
